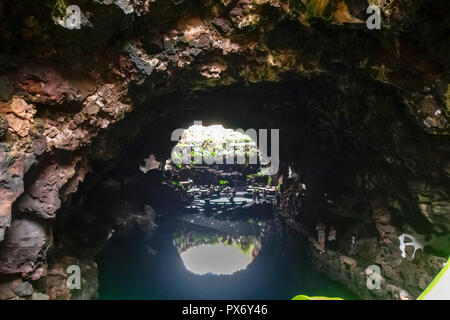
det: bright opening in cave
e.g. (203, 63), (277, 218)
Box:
(171, 123), (259, 166)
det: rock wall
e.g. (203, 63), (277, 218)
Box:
(310, 200), (446, 299)
(0, 0), (449, 299)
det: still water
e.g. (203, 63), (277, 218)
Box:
(98, 213), (358, 300)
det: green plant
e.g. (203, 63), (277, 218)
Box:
(52, 0), (67, 19)
(292, 294), (343, 300)
(172, 181), (182, 187)
(304, 0), (330, 20)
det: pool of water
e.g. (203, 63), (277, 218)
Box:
(97, 212), (358, 300)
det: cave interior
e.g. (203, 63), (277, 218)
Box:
(0, 0), (449, 300)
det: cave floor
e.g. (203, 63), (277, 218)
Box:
(96, 204), (358, 300)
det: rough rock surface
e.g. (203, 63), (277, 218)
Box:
(0, 218), (48, 277)
(0, 0), (449, 299)
(311, 200), (446, 299)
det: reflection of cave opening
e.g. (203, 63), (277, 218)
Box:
(175, 232), (261, 275)
(180, 243), (256, 276)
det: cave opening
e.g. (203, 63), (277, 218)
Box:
(39, 77), (447, 300)
(91, 100), (361, 299)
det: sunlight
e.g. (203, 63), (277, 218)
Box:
(173, 124), (259, 165)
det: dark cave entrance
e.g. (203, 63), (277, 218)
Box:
(94, 117), (359, 300)
(53, 78), (449, 300)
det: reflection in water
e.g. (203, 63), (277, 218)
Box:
(98, 217), (359, 299)
(174, 231), (261, 275)
(181, 243), (253, 275)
